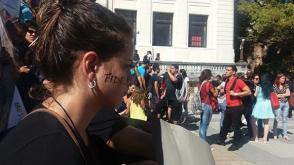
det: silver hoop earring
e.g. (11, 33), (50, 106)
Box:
(88, 80), (96, 89)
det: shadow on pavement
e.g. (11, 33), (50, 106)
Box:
(207, 128), (252, 150)
(180, 114), (200, 131)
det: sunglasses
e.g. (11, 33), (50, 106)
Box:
(27, 29), (37, 34)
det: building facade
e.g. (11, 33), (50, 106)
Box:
(96, 0), (235, 63)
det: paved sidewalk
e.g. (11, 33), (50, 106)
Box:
(183, 113), (294, 165)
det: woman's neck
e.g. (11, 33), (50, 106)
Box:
(44, 93), (100, 145)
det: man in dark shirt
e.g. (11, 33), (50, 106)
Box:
(148, 64), (160, 111)
(133, 50), (140, 63)
(165, 64), (183, 124)
(243, 75), (257, 138)
(144, 64), (152, 91)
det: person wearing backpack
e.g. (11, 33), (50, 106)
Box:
(217, 65), (251, 151)
(237, 73), (256, 139)
(198, 69), (218, 141)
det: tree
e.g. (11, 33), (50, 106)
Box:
(235, 0), (294, 76)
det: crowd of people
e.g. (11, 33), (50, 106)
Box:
(0, 0), (294, 164)
(208, 68), (293, 151)
(121, 60), (189, 125)
(114, 52), (294, 152)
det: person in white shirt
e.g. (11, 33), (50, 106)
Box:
(178, 69), (189, 124)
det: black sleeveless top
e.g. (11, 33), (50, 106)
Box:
(0, 111), (104, 165)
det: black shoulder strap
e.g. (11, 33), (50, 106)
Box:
(230, 78), (238, 92)
(224, 78), (238, 93)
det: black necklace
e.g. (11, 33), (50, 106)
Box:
(52, 97), (88, 161)
(52, 97), (79, 134)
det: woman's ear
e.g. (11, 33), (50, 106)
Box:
(82, 51), (99, 80)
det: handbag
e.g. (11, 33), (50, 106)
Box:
(289, 93), (294, 108)
(270, 92), (280, 110)
(205, 82), (218, 112)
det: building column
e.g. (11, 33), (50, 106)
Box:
(173, 0), (188, 48)
(137, 0), (152, 49)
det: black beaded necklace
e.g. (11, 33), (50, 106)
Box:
(52, 97), (88, 164)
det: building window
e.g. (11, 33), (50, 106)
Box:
(153, 12), (173, 46)
(115, 9), (137, 44)
(189, 15), (208, 47)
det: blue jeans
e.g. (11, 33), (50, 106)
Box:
(273, 101), (289, 137)
(199, 103), (212, 141)
(219, 101), (226, 129)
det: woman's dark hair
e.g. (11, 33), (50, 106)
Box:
(152, 64), (160, 72)
(260, 73), (272, 99)
(172, 64), (179, 70)
(252, 73), (260, 80)
(35, 0), (132, 85)
(215, 75), (222, 81)
(24, 20), (37, 31)
(180, 69), (187, 78)
(199, 69), (212, 83)
(5, 21), (26, 46)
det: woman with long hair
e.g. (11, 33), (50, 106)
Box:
(0, 0), (139, 164)
(128, 89), (148, 121)
(251, 74), (275, 143)
(273, 73), (291, 140)
(198, 69), (218, 141)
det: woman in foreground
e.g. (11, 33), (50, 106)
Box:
(0, 0), (156, 164)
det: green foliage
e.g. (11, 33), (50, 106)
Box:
(236, 0), (294, 76)
(238, 0), (294, 44)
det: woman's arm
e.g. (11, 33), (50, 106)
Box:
(154, 81), (160, 99)
(278, 88), (290, 98)
(254, 86), (259, 97)
(120, 99), (131, 116)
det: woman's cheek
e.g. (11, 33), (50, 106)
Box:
(98, 72), (129, 99)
